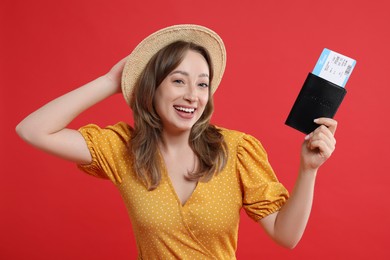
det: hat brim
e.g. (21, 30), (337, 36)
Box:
(121, 24), (226, 106)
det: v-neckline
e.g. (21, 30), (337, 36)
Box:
(158, 151), (200, 207)
(165, 169), (200, 207)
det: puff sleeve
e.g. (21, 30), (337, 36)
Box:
(237, 134), (289, 222)
(77, 122), (133, 184)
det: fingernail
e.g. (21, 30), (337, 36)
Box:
(305, 134), (311, 140)
(314, 118), (319, 123)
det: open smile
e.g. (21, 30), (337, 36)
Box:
(174, 106), (196, 113)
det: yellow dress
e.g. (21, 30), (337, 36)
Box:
(78, 122), (289, 259)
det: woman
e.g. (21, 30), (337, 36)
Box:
(16, 24), (337, 259)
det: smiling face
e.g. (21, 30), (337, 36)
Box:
(154, 50), (210, 135)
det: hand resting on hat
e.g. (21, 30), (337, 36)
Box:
(105, 57), (128, 94)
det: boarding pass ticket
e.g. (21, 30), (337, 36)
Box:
(312, 48), (356, 87)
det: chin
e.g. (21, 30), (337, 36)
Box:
(172, 121), (197, 133)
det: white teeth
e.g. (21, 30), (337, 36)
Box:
(175, 106), (195, 113)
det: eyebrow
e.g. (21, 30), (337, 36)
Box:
(170, 70), (209, 78)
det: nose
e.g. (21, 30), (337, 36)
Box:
(183, 84), (198, 102)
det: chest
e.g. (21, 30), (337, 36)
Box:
(161, 151), (198, 206)
(118, 165), (243, 237)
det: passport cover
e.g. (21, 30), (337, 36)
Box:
(285, 73), (347, 134)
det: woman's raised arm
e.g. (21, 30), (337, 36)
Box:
(16, 58), (127, 164)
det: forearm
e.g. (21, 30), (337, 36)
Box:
(275, 167), (317, 247)
(262, 166), (318, 249)
(16, 75), (118, 139)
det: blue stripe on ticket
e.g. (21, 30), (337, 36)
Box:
(312, 48), (356, 88)
(313, 48), (331, 76)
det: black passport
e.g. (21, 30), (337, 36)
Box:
(285, 73), (347, 134)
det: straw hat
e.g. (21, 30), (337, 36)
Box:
(121, 24), (226, 106)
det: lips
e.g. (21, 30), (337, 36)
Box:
(174, 106), (196, 113)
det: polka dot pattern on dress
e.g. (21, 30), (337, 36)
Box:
(78, 122), (289, 259)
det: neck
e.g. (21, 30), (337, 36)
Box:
(159, 129), (192, 154)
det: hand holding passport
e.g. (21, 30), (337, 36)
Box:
(285, 48), (356, 134)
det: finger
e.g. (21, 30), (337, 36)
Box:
(314, 118), (338, 135)
(113, 57), (128, 72)
(308, 139), (334, 158)
(305, 124), (335, 145)
(309, 135), (335, 153)
(314, 125), (336, 145)
(307, 125), (336, 152)
(118, 56), (128, 66)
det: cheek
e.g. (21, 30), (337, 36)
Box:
(154, 98), (167, 117)
(200, 92), (209, 106)
(153, 93), (164, 117)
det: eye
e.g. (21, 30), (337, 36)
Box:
(198, 82), (209, 88)
(173, 79), (184, 84)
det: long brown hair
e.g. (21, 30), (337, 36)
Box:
(130, 41), (227, 190)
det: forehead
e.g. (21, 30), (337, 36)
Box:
(175, 50), (210, 71)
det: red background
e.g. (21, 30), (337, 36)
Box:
(2, 0), (389, 259)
